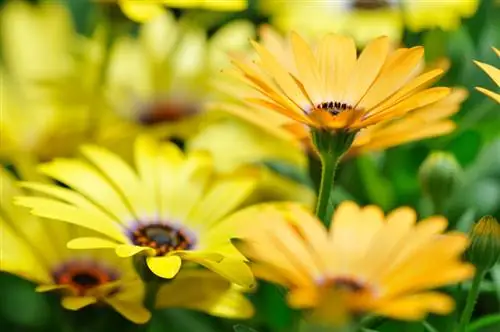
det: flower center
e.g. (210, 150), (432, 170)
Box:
(352, 0), (391, 10)
(138, 99), (199, 125)
(131, 223), (193, 256)
(329, 277), (367, 293)
(316, 101), (354, 115)
(53, 261), (118, 296)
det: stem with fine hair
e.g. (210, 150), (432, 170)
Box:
(456, 271), (485, 332)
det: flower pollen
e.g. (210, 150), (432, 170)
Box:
(132, 223), (193, 256)
(316, 101), (354, 116)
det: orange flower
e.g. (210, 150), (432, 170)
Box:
(236, 201), (475, 323)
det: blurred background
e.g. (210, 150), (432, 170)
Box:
(0, 0), (499, 331)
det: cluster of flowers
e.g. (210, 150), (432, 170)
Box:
(1, 0), (499, 329)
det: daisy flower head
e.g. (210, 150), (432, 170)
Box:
(15, 135), (257, 288)
(0, 167), (150, 324)
(474, 47), (500, 103)
(225, 27), (460, 160)
(232, 31), (451, 156)
(235, 201), (475, 324)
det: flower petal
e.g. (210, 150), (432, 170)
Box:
(146, 256), (182, 279)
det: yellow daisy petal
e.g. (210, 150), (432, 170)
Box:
(14, 197), (126, 242)
(146, 255), (182, 279)
(474, 60), (500, 86)
(67, 237), (119, 250)
(118, 0), (165, 23)
(105, 298), (152, 324)
(116, 245), (154, 258)
(38, 160), (134, 223)
(374, 292), (454, 320)
(61, 296), (97, 310)
(475, 87), (500, 103)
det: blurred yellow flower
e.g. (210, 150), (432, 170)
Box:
(402, 0), (478, 32)
(0, 168), (150, 324)
(105, 11), (254, 141)
(0, 1), (108, 165)
(16, 136), (255, 288)
(117, 0), (247, 22)
(264, 0), (477, 45)
(474, 47), (500, 103)
(230, 29), (451, 144)
(236, 201), (475, 323)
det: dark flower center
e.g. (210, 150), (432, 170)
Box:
(138, 99), (199, 125)
(331, 277), (367, 292)
(132, 224), (193, 256)
(353, 0), (391, 10)
(316, 101), (354, 115)
(53, 261), (118, 296)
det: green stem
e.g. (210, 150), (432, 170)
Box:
(316, 153), (341, 226)
(144, 279), (161, 311)
(456, 271), (485, 332)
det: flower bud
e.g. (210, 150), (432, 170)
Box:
(419, 151), (462, 212)
(466, 216), (500, 272)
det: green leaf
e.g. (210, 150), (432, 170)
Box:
(234, 325), (259, 332)
(467, 313), (500, 332)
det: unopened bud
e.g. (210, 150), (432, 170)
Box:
(419, 152), (462, 212)
(466, 216), (500, 272)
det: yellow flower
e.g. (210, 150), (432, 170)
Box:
(227, 27), (456, 156)
(0, 1), (109, 164)
(0, 167), (150, 324)
(474, 47), (500, 103)
(402, 0), (479, 32)
(232, 31), (450, 135)
(105, 11), (254, 141)
(117, 0), (247, 22)
(263, 1), (477, 45)
(236, 201), (475, 323)
(15, 135), (256, 288)
(264, 1), (403, 46)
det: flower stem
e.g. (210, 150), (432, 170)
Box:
(310, 129), (356, 227)
(316, 153), (340, 226)
(144, 279), (161, 311)
(456, 271), (485, 332)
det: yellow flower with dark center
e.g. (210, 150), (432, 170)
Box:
(263, 0), (477, 45)
(117, 0), (247, 22)
(0, 168), (150, 324)
(15, 135), (256, 288)
(474, 47), (500, 103)
(232, 31), (450, 135)
(235, 201), (475, 323)
(223, 26), (461, 157)
(1, 166), (254, 321)
(105, 11), (254, 142)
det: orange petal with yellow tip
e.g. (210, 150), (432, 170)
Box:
(343, 36), (390, 105)
(374, 292), (455, 320)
